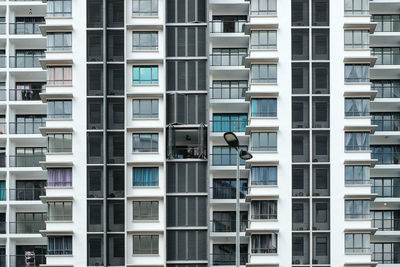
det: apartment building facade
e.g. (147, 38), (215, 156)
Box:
(0, 0), (397, 266)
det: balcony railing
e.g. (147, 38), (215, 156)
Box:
(9, 188), (45, 201)
(373, 218), (400, 231)
(9, 121), (45, 134)
(9, 55), (44, 68)
(372, 15), (400, 32)
(9, 221), (45, 233)
(9, 22), (44, 35)
(9, 254), (46, 267)
(210, 54), (247, 66)
(372, 185), (400, 198)
(211, 253), (248, 265)
(212, 185), (248, 199)
(9, 154), (45, 167)
(211, 120), (248, 133)
(211, 154), (246, 166)
(169, 146), (206, 160)
(211, 220), (248, 232)
(9, 88), (45, 101)
(209, 20), (246, 33)
(371, 118), (400, 131)
(372, 48), (400, 65)
(372, 82), (400, 98)
(372, 151), (400, 164)
(210, 87), (247, 99)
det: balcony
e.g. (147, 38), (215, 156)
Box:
(211, 219), (248, 233)
(9, 23), (44, 35)
(371, 116), (400, 131)
(167, 126), (207, 160)
(9, 55), (44, 68)
(9, 221), (45, 234)
(9, 188), (45, 201)
(210, 86), (248, 100)
(9, 254), (46, 267)
(9, 121), (46, 135)
(373, 217), (400, 231)
(212, 179), (248, 199)
(372, 178), (400, 198)
(211, 119), (248, 133)
(371, 146), (400, 164)
(211, 151), (246, 166)
(210, 52), (247, 66)
(372, 15), (400, 33)
(372, 80), (400, 98)
(211, 253), (248, 266)
(372, 242), (400, 264)
(209, 19), (246, 33)
(9, 88), (45, 101)
(9, 154), (45, 167)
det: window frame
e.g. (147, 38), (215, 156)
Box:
(132, 66), (159, 85)
(133, 201), (159, 220)
(132, 167), (159, 187)
(345, 165), (370, 185)
(132, 99), (159, 119)
(251, 30), (277, 50)
(132, 235), (159, 255)
(47, 32), (72, 51)
(251, 166), (278, 186)
(47, 133), (73, 153)
(47, 201), (73, 221)
(48, 236), (72, 255)
(132, 0), (158, 17)
(251, 132), (277, 151)
(132, 31), (158, 51)
(344, 30), (369, 49)
(345, 233), (370, 254)
(47, 66), (72, 86)
(345, 200), (370, 220)
(251, 64), (277, 84)
(132, 133), (159, 153)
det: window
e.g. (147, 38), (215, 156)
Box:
(345, 132), (369, 151)
(132, 133), (158, 152)
(47, 100), (72, 119)
(345, 98), (370, 116)
(345, 233), (370, 253)
(344, 30), (369, 49)
(251, 200), (277, 219)
(372, 112), (400, 131)
(293, 97), (309, 128)
(372, 145), (400, 164)
(133, 235), (159, 254)
(47, 168), (72, 187)
(312, 29), (329, 60)
(87, 31), (103, 62)
(312, 132), (329, 162)
(251, 132), (277, 151)
(133, 201), (158, 220)
(345, 200), (370, 219)
(212, 146), (247, 166)
(133, 32), (158, 51)
(372, 178), (400, 198)
(312, 0), (329, 26)
(212, 179), (248, 199)
(47, 66), (72, 86)
(211, 48), (247, 66)
(133, 66), (158, 85)
(212, 114), (248, 132)
(372, 210), (400, 231)
(166, 60), (206, 91)
(292, 63), (309, 93)
(344, 64), (369, 83)
(47, 133), (72, 153)
(292, 0), (309, 26)
(344, 0), (369, 15)
(251, 64), (277, 83)
(48, 236), (72, 255)
(345, 165), (370, 185)
(132, 0), (158, 16)
(251, 0), (277, 15)
(47, 0), (72, 17)
(251, 99), (277, 117)
(312, 63), (329, 93)
(252, 166), (277, 185)
(313, 234), (329, 263)
(251, 234), (278, 254)
(292, 29), (309, 60)
(48, 201), (72, 221)
(132, 99), (158, 119)
(107, 30), (124, 62)
(47, 32), (72, 51)
(372, 243), (399, 264)
(251, 30), (277, 49)
(132, 167), (158, 186)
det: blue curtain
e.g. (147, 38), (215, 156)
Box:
(133, 167), (159, 186)
(0, 181), (5, 201)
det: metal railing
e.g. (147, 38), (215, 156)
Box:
(9, 221), (45, 233)
(372, 218), (400, 231)
(372, 82), (400, 98)
(372, 151), (400, 164)
(372, 185), (400, 198)
(9, 121), (45, 134)
(9, 22), (44, 35)
(209, 20), (246, 33)
(212, 186), (248, 199)
(9, 188), (45, 201)
(211, 120), (248, 133)
(372, 15), (400, 32)
(371, 118), (400, 131)
(9, 55), (44, 68)
(9, 88), (44, 101)
(210, 87), (247, 99)
(211, 220), (248, 232)
(211, 253), (248, 265)
(9, 254), (46, 267)
(211, 153), (245, 166)
(210, 54), (247, 66)
(372, 48), (400, 65)
(9, 154), (45, 167)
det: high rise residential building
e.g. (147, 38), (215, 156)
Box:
(0, 0), (397, 266)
